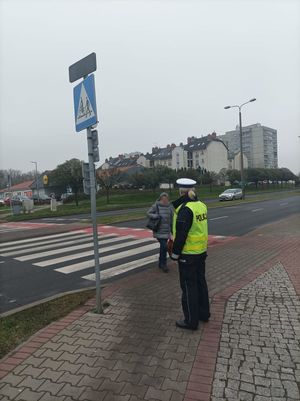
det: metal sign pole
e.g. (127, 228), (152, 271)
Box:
(87, 126), (102, 314)
(70, 53), (101, 313)
(9, 172), (13, 216)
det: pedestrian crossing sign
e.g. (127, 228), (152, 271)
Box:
(73, 74), (98, 132)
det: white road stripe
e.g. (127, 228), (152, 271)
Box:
(53, 242), (159, 274)
(0, 230), (87, 248)
(0, 235), (118, 261)
(35, 238), (155, 268)
(280, 202), (289, 206)
(0, 233), (93, 253)
(252, 208), (263, 212)
(209, 216), (228, 221)
(0, 229), (24, 233)
(15, 235), (133, 261)
(82, 255), (158, 281)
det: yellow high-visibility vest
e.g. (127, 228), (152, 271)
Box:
(173, 201), (208, 255)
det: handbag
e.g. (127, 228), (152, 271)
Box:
(167, 238), (174, 256)
(146, 203), (162, 232)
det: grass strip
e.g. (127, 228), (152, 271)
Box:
(0, 289), (95, 359)
(95, 212), (146, 225)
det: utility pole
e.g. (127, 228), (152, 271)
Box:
(224, 98), (257, 199)
(8, 170), (13, 215)
(30, 161), (39, 202)
(238, 110), (245, 199)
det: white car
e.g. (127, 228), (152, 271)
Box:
(219, 188), (243, 201)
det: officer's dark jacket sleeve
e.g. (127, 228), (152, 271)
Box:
(172, 206), (193, 256)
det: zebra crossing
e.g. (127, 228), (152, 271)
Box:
(0, 229), (160, 282)
(0, 221), (61, 234)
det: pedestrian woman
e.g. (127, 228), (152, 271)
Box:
(147, 193), (173, 272)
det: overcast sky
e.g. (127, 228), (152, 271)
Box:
(1, 0), (300, 174)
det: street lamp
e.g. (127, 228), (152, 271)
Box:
(30, 161), (39, 202)
(224, 98), (256, 199)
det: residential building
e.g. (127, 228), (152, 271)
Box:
(148, 144), (176, 169)
(228, 151), (249, 171)
(101, 154), (142, 171)
(99, 132), (230, 176)
(184, 133), (229, 172)
(219, 124), (278, 168)
(0, 180), (33, 199)
(141, 134), (229, 173)
(98, 154), (145, 187)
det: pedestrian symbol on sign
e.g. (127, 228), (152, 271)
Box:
(73, 74), (98, 132)
(76, 84), (96, 125)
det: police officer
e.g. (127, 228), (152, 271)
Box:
(171, 178), (210, 330)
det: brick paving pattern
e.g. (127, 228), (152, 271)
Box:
(211, 263), (300, 401)
(0, 214), (299, 401)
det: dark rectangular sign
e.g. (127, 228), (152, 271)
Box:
(69, 52), (97, 83)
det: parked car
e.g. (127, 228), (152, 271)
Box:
(4, 197), (12, 206)
(4, 195), (30, 206)
(219, 188), (243, 201)
(61, 193), (74, 203)
(32, 195), (51, 205)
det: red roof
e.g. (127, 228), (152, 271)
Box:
(0, 180), (34, 193)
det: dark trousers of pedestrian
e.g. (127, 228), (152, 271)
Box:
(178, 252), (209, 329)
(157, 238), (167, 268)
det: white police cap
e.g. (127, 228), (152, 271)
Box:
(176, 178), (197, 188)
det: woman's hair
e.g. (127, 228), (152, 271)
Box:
(179, 187), (196, 200)
(158, 192), (169, 200)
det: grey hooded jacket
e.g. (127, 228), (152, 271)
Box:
(147, 196), (173, 239)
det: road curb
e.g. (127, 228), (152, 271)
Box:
(0, 286), (99, 318)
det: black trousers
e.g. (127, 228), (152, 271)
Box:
(178, 253), (209, 328)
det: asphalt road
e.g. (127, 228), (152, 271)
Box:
(31, 189), (299, 225)
(114, 195), (300, 236)
(0, 195), (299, 314)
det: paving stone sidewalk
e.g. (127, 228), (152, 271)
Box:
(0, 214), (299, 401)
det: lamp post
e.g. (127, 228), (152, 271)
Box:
(224, 98), (256, 199)
(30, 161), (39, 202)
(298, 136), (300, 178)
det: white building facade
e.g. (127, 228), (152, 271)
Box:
(219, 124), (278, 169)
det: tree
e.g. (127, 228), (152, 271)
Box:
(227, 169), (241, 185)
(130, 168), (167, 192)
(218, 168), (228, 186)
(177, 168), (200, 182)
(49, 159), (83, 206)
(155, 167), (177, 193)
(143, 169), (161, 192)
(97, 168), (122, 204)
(245, 168), (266, 188)
(0, 169), (36, 189)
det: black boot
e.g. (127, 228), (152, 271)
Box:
(176, 320), (198, 331)
(199, 312), (211, 323)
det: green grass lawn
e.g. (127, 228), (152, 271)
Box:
(0, 207), (11, 215)
(3, 186), (299, 222)
(0, 290), (96, 358)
